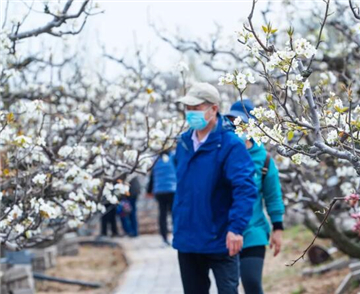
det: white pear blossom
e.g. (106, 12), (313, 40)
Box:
(340, 182), (354, 196)
(246, 72), (256, 84)
(326, 130), (338, 144)
(68, 219), (83, 229)
(97, 204), (106, 214)
(218, 76), (226, 86)
(14, 224), (25, 234)
(174, 61), (189, 72)
(291, 153), (303, 165)
(293, 38), (317, 58)
(336, 166), (357, 178)
(334, 98), (344, 109)
(295, 74), (303, 81)
(32, 173), (47, 186)
(305, 181), (322, 195)
(286, 80), (298, 91)
(302, 156), (318, 167)
(58, 146), (73, 158)
(114, 182), (130, 195)
(264, 109), (276, 119)
(6, 205), (23, 221)
(236, 27), (254, 44)
(250, 107), (265, 120)
(14, 135), (33, 149)
(73, 145), (89, 160)
(236, 73), (247, 89)
(35, 137), (46, 146)
(302, 79), (310, 94)
(354, 105), (360, 114)
(124, 150), (138, 163)
(233, 117), (243, 126)
(225, 73), (234, 83)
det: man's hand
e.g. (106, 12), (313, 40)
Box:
(270, 230), (282, 257)
(146, 193), (154, 198)
(226, 231), (243, 256)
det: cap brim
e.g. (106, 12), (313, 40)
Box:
(224, 111), (250, 123)
(176, 95), (205, 106)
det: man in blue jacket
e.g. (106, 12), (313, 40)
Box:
(174, 82), (258, 294)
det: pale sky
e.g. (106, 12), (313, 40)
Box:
(1, 1), (267, 73)
(86, 1), (255, 70)
(1, 0), (317, 78)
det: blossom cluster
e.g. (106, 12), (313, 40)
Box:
(218, 71), (256, 89)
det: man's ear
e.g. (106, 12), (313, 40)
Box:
(213, 104), (219, 113)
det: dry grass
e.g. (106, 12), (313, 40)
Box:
(36, 245), (126, 294)
(263, 225), (358, 294)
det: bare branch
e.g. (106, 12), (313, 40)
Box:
(8, 0), (90, 41)
(349, 0), (360, 19)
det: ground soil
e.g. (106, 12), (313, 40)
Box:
(36, 245), (126, 294)
(34, 222), (360, 294)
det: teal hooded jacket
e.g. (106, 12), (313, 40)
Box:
(242, 141), (285, 249)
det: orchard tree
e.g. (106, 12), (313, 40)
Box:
(224, 0), (360, 263)
(154, 0), (360, 262)
(0, 0), (184, 250)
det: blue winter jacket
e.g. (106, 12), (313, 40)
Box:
(173, 115), (258, 254)
(151, 152), (177, 194)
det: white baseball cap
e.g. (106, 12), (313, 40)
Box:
(177, 82), (221, 106)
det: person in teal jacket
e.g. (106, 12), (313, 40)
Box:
(226, 99), (285, 294)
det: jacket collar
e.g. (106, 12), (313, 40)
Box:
(181, 114), (230, 152)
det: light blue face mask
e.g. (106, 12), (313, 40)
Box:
(185, 107), (212, 130)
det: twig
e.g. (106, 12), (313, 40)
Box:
(247, 0), (274, 53)
(349, 0), (360, 19)
(287, 197), (345, 266)
(307, 0), (331, 70)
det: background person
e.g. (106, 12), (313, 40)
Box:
(101, 204), (119, 237)
(147, 150), (177, 246)
(226, 99), (285, 294)
(119, 176), (141, 237)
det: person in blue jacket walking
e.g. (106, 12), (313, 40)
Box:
(147, 151), (177, 246)
(174, 83), (258, 294)
(226, 99), (285, 294)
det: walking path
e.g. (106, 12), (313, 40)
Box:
(113, 234), (219, 294)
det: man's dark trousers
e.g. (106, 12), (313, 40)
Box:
(178, 252), (239, 294)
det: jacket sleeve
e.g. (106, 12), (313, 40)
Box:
(262, 158), (285, 225)
(224, 142), (258, 235)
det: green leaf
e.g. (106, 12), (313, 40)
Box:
(271, 29), (278, 34)
(335, 106), (349, 113)
(262, 25), (268, 33)
(287, 26), (294, 36)
(6, 112), (14, 123)
(287, 131), (294, 141)
(266, 94), (273, 102)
